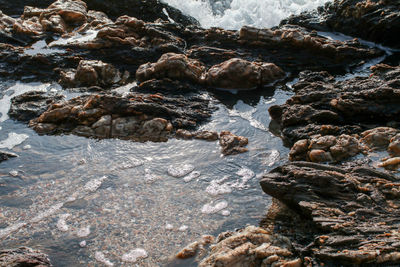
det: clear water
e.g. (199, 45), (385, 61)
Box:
(0, 78), (292, 266)
(162, 0), (331, 29)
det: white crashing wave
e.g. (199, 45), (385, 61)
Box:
(162, 0), (331, 30)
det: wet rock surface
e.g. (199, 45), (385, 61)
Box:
(0, 151), (18, 163)
(269, 65), (400, 146)
(260, 161), (400, 265)
(282, 0), (400, 48)
(0, 246), (51, 266)
(27, 92), (213, 141)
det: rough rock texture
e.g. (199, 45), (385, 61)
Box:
(261, 162), (400, 265)
(176, 129), (219, 141)
(59, 60), (127, 88)
(0, 151), (18, 163)
(28, 93), (213, 141)
(0, 247), (51, 266)
(9, 91), (64, 122)
(219, 131), (248, 155)
(204, 58), (285, 89)
(282, 0), (400, 49)
(269, 65), (400, 146)
(198, 226), (301, 267)
(136, 53), (205, 83)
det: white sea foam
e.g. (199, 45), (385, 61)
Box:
(0, 222), (27, 239)
(167, 164), (195, 178)
(230, 167), (255, 189)
(84, 176), (106, 192)
(206, 176), (232, 196)
(95, 252), (114, 266)
(56, 214), (71, 232)
(183, 171), (201, 182)
(121, 248), (148, 263)
(201, 200), (228, 214)
(163, 0), (331, 30)
(144, 169), (158, 183)
(77, 225), (91, 237)
(0, 133), (29, 150)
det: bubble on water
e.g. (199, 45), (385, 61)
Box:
(206, 176), (232, 196)
(121, 248), (148, 263)
(56, 214), (70, 232)
(95, 251), (114, 266)
(178, 225), (189, 231)
(201, 200), (228, 214)
(0, 133), (29, 150)
(77, 225), (91, 237)
(167, 164), (195, 178)
(221, 210), (231, 216)
(84, 176), (106, 192)
(183, 171), (201, 183)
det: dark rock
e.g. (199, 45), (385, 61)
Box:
(282, 0), (400, 49)
(0, 247), (51, 266)
(0, 151), (18, 163)
(269, 65), (400, 146)
(9, 91), (64, 122)
(260, 161), (400, 265)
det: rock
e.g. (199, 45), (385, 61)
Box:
(269, 66), (400, 146)
(59, 60), (125, 88)
(198, 225), (300, 267)
(9, 91), (64, 122)
(136, 53), (205, 83)
(260, 162), (400, 265)
(389, 134), (400, 156)
(25, 93), (213, 141)
(0, 247), (51, 266)
(361, 127), (399, 149)
(204, 58), (285, 89)
(0, 150), (18, 163)
(176, 129), (219, 141)
(219, 131), (248, 156)
(176, 242), (199, 259)
(282, 0), (400, 49)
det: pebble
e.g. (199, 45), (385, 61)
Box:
(178, 225), (188, 231)
(165, 223), (174, 230)
(9, 170), (18, 177)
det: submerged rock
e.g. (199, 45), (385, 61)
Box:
(0, 247), (51, 266)
(219, 131), (248, 155)
(282, 0), (400, 48)
(260, 162), (400, 265)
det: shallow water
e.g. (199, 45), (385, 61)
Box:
(0, 78), (293, 266)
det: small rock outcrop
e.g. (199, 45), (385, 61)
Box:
(0, 247), (51, 266)
(260, 162), (400, 265)
(0, 151), (18, 163)
(219, 131), (248, 155)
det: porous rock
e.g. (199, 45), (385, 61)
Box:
(0, 247), (51, 266)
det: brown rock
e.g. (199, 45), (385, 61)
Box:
(204, 58), (285, 89)
(219, 131), (248, 155)
(0, 247), (51, 266)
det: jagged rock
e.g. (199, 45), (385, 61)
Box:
(269, 65), (400, 146)
(260, 162), (400, 265)
(59, 60), (126, 88)
(204, 58), (285, 89)
(136, 53), (205, 83)
(282, 0), (400, 48)
(0, 151), (18, 163)
(0, 247), (51, 266)
(219, 131), (248, 155)
(26, 93), (213, 141)
(9, 91), (64, 121)
(198, 225), (301, 267)
(176, 129), (219, 141)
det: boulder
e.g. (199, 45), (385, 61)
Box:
(0, 247), (51, 266)
(204, 58), (285, 89)
(219, 131), (248, 155)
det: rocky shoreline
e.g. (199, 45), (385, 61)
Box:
(1, 0), (400, 266)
